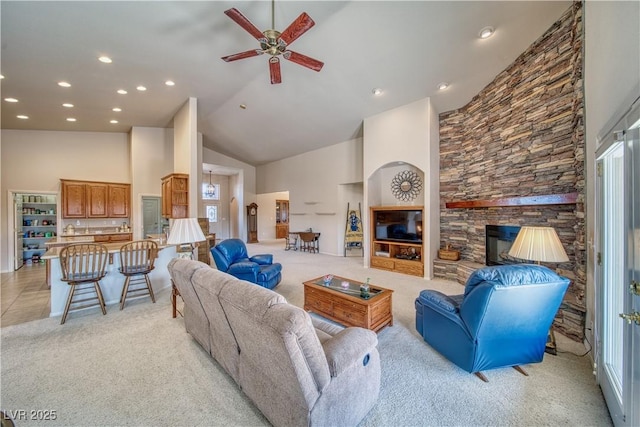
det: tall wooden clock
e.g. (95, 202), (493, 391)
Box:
(247, 203), (259, 243)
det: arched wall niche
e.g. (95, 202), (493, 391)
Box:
(367, 162), (425, 208)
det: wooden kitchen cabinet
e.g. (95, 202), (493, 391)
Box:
(86, 183), (109, 218)
(162, 173), (189, 218)
(61, 179), (131, 219)
(61, 180), (86, 218)
(108, 183), (130, 218)
(93, 233), (132, 243)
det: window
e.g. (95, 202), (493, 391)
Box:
(206, 205), (218, 223)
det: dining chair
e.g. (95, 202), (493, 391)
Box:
(58, 243), (109, 324)
(285, 233), (298, 251)
(118, 240), (158, 310)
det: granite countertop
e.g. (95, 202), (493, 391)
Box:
(45, 236), (96, 247)
(60, 230), (132, 237)
(42, 239), (177, 259)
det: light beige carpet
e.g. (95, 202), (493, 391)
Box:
(0, 240), (612, 426)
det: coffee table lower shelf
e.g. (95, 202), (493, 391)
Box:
(303, 276), (393, 333)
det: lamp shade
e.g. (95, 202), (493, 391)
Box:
(167, 218), (206, 245)
(508, 226), (569, 263)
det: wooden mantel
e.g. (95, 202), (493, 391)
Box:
(445, 192), (578, 209)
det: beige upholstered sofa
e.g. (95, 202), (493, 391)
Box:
(168, 259), (381, 427)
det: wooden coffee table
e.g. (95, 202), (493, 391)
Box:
(303, 275), (393, 332)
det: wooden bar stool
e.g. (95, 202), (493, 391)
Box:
(59, 243), (109, 324)
(118, 240), (158, 310)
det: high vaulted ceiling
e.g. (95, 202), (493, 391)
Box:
(1, 1), (570, 166)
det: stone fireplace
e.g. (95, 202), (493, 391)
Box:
(485, 225), (521, 266)
(437, 3), (585, 342)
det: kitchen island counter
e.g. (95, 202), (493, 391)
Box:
(42, 240), (177, 318)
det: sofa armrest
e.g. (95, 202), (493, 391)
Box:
(321, 328), (378, 377)
(250, 254), (273, 265)
(227, 261), (260, 276)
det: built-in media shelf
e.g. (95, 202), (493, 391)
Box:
(370, 206), (424, 277)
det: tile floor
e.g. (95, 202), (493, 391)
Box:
(1, 263), (51, 327)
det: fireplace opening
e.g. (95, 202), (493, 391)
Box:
(485, 225), (522, 266)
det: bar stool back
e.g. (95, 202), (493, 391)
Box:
(59, 243), (109, 324)
(119, 240), (158, 310)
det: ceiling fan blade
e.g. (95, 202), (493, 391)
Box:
(269, 57), (282, 84)
(222, 49), (264, 62)
(278, 12), (315, 47)
(224, 8), (266, 41)
(283, 51), (324, 72)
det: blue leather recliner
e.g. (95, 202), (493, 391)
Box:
(211, 239), (282, 289)
(415, 264), (570, 381)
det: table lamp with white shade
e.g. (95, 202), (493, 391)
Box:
(166, 218), (206, 259)
(508, 226), (569, 264)
(508, 226), (569, 355)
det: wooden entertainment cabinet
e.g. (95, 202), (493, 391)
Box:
(370, 206), (424, 277)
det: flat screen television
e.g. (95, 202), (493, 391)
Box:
(373, 209), (423, 244)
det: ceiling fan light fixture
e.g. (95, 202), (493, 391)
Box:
(479, 26), (495, 39)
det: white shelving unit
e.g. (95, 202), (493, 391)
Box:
(22, 201), (57, 264)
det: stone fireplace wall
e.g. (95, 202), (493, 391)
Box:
(438, 2), (585, 341)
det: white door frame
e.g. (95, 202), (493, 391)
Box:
(595, 99), (639, 427)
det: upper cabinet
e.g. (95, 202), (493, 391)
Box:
(61, 179), (131, 219)
(108, 183), (130, 218)
(86, 183), (109, 218)
(161, 173), (189, 218)
(61, 181), (87, 218)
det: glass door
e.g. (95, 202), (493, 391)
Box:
(596, 109), (639, 426)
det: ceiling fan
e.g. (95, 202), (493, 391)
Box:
(221, 1), (324, 84)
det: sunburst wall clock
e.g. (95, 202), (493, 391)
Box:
(390, 170), (423, 201)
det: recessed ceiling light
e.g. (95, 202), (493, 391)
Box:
(372, 88), (382, 96)
(112, 107), (122, 112)
(0, 74), (4, 79)
(437, 82), (449, 90)
(239, 104), (247, 109)
(58, 81), (71, 87)
(4, 97), (18, 103)
(136, 85), (147, 91)
(17, 115), (29, 119)
(110, 120), (119, 124)
(165, 80), (175, 86)
(66, 117), (76, 122)
(117, 89), (127, 95)
(98, 56), (112, 63)
(62, 103), (74, 108)
(479, 26), (495, 39)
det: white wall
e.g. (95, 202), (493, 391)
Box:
(0, 130), (130, 271)
(363, 97), (440, 278)
(584, 1), (640, 341)
(257, 191), (289, 241)
(256, 138), (363, 256)
(130, 127), (174, 239)
(202, 146), (256, 242)
(173, 98), (200, 218)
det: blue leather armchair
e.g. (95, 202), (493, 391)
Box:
(415, 264), (570, 381)
(211, 239), (282, 289)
